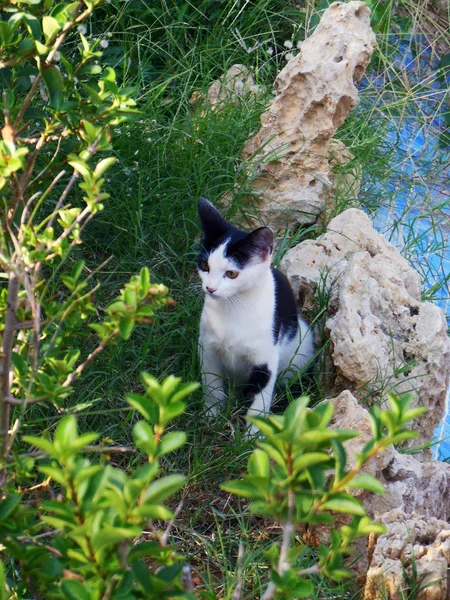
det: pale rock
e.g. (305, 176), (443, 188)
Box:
(319, 392), (450, 581)
(239, 1), (375, 232)
(329, 391), (450, 522)
(364, 509), (450, 600)
(282, 208), (420, 309)
(191, 64), (260, 109)
(281, 209), (450, 444)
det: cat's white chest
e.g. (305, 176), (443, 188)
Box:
(200, 293), (274, 377)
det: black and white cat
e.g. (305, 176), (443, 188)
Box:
(197, 197), (314, 435)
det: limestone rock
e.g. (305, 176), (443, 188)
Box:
(191, 64), (260, 109)
(329, 391), (450, 522)
(364, 509), (450, 600)
(240, 1), (374, 232)
(281, 209), (450, 445)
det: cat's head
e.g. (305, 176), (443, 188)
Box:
(197, 197), (273, 300)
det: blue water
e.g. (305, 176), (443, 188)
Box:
(357, 37), (450, 459)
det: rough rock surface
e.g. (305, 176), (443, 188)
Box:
(318, 392), (450, 584)
(329, 391), (450, 522)
(240, 1), (374, 232)
(191, 64), (260, 109)
(281, 209), (450, 445)
(364, 509), (450, 600)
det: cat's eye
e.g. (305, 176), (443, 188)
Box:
(225, 270), (239, 279)
(199, 261), (209, 272)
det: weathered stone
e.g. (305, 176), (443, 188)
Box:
(191, 64), (260, 109)
(329, 391), (450, 522)
(281, 209), (450, 445)
(314, 392), (450, 581)
(239, 1), (374, 232)
(364, 509), (450, 600)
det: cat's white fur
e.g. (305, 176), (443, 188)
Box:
(198, 241), (314, 435)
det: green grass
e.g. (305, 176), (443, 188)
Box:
(19, 0), (450, 597)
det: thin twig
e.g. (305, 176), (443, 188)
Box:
(13, 76), (42, 129)
(5, 396), (46, 406)
(160, 501), (183, 546)
(85, 255), (114, 283)
(47, 170), (79, 229)
(5, 417), (20, 456)
(232, 542), (245, 600)
(261, 477), (295, 600)
(0, 275), (20, 460)
(181, 565), (195, 592)
(17, 445), (136, 460)
(62, 330), (117, 388)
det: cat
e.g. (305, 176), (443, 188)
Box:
(197, 197), (314, 435)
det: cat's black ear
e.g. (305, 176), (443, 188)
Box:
(198, 197), (230, 240)
(244, 227), (273, 259)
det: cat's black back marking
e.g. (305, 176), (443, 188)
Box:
(272, 267), (298, 345)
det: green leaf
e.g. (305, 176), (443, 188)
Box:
(60, 579), (90, 600)
(0, 559), (6, 600)
(292, 452), (332, 471)
(347, 474), (385, 495)
(159, 431), (186, 455)
(129, 541), (172, 559)
(38, 465), (67, 486)
(246, 416), (277, 438)
(22, 435), (55, 456)
(54, 415), (78, 449)
(0, 495), (21, 521)
(169, 381), (200, 404)
(331, 439), (346, 481)
(35, 40), (49, 55)
(70, 260), (85, 282)
(139, 267), (150, 293)
(161, 402), (185, 422)
(91, 525), (141, 553)
(248, 449), (269, 478)
(42, 16), (60, 43)
(320, 494), (366, 516)
(94, 157), (116, 179)
(133, 420), (156, 455)
(390, 430), (418, 443)
(131, 504), (173, 520)
(293, 430), (340, 445)
(40, 62), (64, 110)
(401, 407), (427, 424)
(142, 474), (186, 504)
(126, 392), (155, 421)
(23, 14), (42, 41)
(258, 442), (285, 467)
(118, 316), (135, 340)
(291, 579), (314, 598)
(68, 158), (91, 179)
(220, 480), (264, 500)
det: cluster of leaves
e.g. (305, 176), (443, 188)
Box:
(0, 0), (154, 455)
(222, 392), (426, 599)
(0, 374), (198, 599)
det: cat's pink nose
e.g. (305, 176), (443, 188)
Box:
(206, 286), (217, 294)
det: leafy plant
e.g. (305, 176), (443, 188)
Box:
(222, 392), (426, 599)
(0, 0), (152, 460)
(0, 373), (198, 598)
